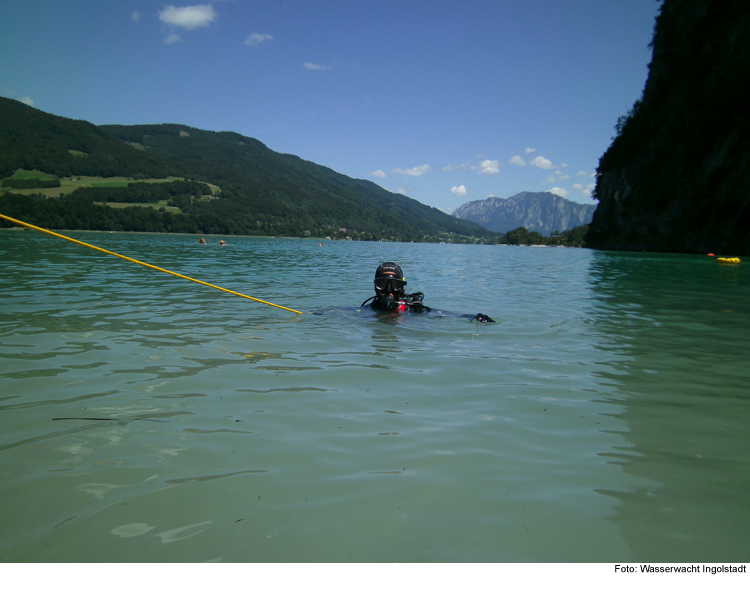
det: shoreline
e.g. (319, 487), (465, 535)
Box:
(1, 227), (583, 248)
(0, 226), (315, 240)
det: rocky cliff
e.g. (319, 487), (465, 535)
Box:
(587, 0), (750, 255)
(452, 191), (595, 235)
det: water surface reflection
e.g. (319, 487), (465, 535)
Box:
(588, 251), (750, 562)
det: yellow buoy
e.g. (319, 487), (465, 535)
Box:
(717, 257), (741, 264)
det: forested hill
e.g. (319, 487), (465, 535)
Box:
(0, 97), (494, 242)
(0, 97), (180, 180)
(587, 0), (750, 255)
(98, 122), (494, 241)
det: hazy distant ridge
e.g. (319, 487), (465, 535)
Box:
(452, 191), (596, 235)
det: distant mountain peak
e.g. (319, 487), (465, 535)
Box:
(452, 191), (595, 235)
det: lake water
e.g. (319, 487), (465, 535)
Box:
(1, 230), (748, 563)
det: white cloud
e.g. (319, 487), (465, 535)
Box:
(451, 185), (467, 197)
(509, 155), (526, 166)
(577, 170), (589, 176)
(131, 11), (141, 22)
(164, 33), (182, 45)
(542, 170), (571, 185)
(20, 96), (35, 106)
(158, 4), (217, 30)
(392, 164), (430, 177)
(372, 170), (386, 178)
(525, 147), (536, 154)
(573, 182), (595, 198)
(476, 159), (500, 175)
(549, 187), (569, 197)
(442, 162), (470, 172)
(396, 188), (408, 195)
(304, 62), (333, 70)
(530, 155), (553, 169)
(245, 32), (274, 46)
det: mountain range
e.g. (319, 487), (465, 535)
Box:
(452, 191), (596, 235)
(1, 98), (593, 244)
(0, 97), (494, 242)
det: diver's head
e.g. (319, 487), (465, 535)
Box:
(374, 262), (406, 308)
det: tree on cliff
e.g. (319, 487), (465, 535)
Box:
(587, 0), (750, 255)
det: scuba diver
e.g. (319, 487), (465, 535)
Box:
(361, 262), (495, 323)
(361, 262), (429, 313)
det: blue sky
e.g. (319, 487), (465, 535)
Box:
(1, 1), (661, 211)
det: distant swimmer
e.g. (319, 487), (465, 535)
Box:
(361, 262), (495, 322)
(219, 240), (226, 246)
(199, 238), (207, 245)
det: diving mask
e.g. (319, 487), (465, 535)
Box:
(374, 276), (406, 293)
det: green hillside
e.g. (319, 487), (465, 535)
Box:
(0, 98), (181, 180)
(0, 98), (495, 242)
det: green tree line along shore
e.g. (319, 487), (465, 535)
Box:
(0, 175), (588, 245)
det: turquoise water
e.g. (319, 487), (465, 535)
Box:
(1, 231), (748, 562)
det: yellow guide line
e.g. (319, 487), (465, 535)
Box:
(0, 213), (303, 315)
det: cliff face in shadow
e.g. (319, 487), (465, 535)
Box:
(587, 0), (750, 255)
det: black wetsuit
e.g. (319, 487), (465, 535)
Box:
(362, 291), (429, 312)
(361, 292), (494, 323)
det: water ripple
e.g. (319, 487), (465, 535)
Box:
(2, 235), (749, 561)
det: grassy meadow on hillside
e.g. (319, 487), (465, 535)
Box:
(1, 170), (219, 217)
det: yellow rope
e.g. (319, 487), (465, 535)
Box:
(0, 213), (303, 315)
